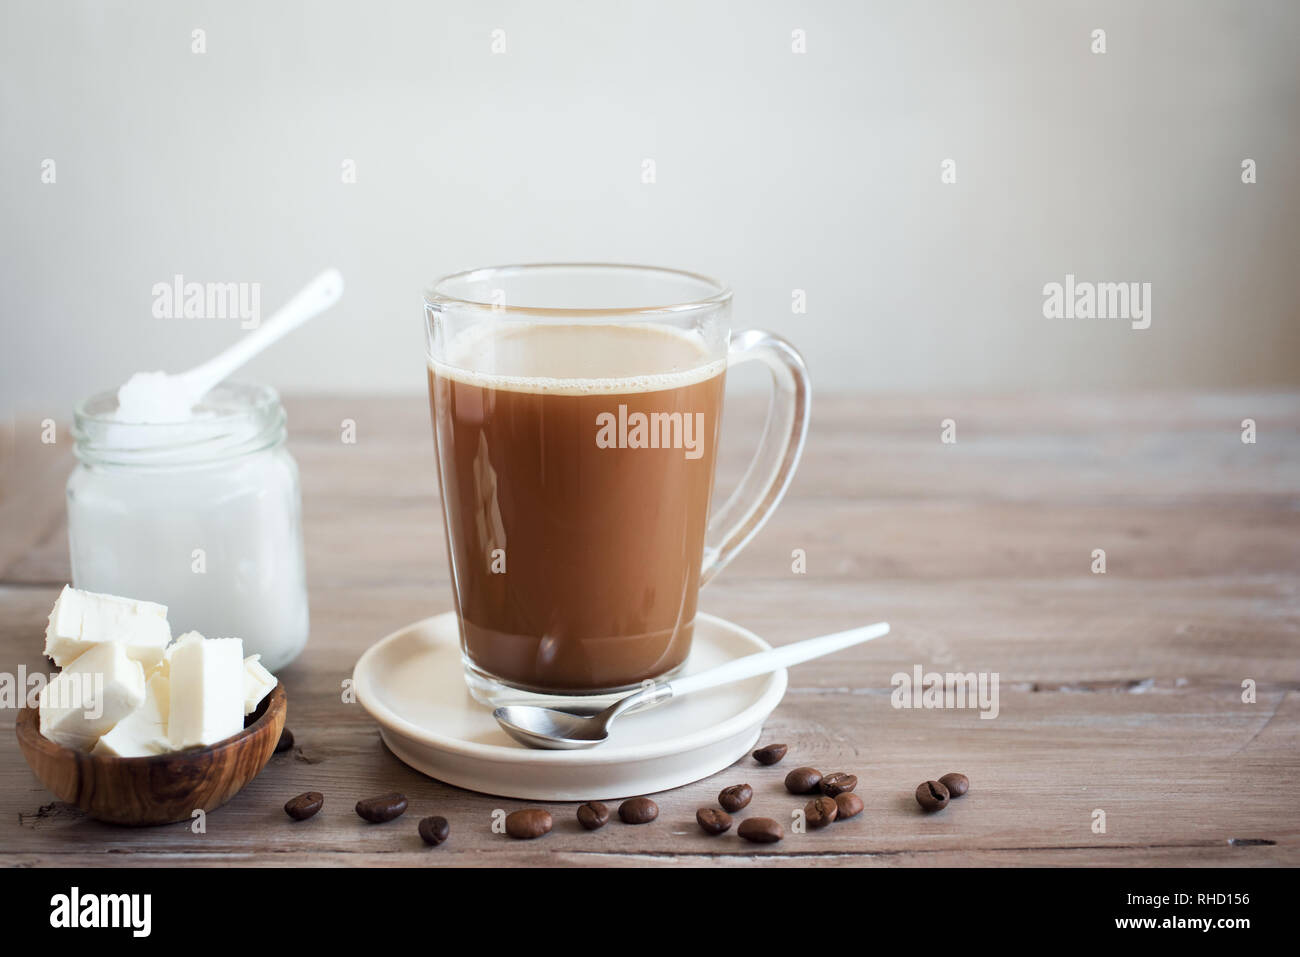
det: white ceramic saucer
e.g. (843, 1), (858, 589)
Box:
(352, 612), (787, 800)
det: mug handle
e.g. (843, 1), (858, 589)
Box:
(700, 329), (811, 586)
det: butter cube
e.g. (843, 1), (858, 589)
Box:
(167, 632), (244, 748)
(44, 585), (171, 671)
(242, 655), (277, 715)
(94, 673), (171, 758)
(39, 641), (146, 751)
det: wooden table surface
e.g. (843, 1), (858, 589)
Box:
(2, 393), (1297, 867)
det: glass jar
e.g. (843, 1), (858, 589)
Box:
(67, 381), (309, 671)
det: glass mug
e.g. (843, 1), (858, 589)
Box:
(423, 264), (810, 706)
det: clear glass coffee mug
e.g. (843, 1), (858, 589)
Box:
(423, 264), (810, 707)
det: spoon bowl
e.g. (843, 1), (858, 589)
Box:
(493, 705), (612, 749)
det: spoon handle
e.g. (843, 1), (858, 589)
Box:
(666, 622), (889, 698)
(178, 269), (345, 394)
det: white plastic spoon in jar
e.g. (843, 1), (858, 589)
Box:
(114, 268), (344, 423)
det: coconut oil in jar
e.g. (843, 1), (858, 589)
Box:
(67, 381), (309, 671)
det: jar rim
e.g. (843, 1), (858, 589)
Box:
(73, 381), (286, 467)
(74, 380), (282, 426)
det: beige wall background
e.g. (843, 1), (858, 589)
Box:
(2, 0), (1298, 415)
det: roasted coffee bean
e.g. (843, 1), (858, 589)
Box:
(738, 817), (784, 843)
(284, 791), (323, 821)
(275, 728), (294, 753)
(834, 792), (865, 820)
(618, 797), (659, 824)
(819, 772), (857, 797)
(355, 792), (408, 823)
(915, 780), (950, 812)
(418, 815), (450, 846)
(505, 808), (553, 839)
(718, 783), (753, 812)
(805, 795), (838, 828)
(576, 801), (610, 830)
(939, 772), (969, 798)
(696, 807), (733, 835)
(752, 743), (788, 765)
(784, 766), (823, 794)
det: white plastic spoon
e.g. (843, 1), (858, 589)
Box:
(494, 622), (890, 749)
(115, 268), (345, 422)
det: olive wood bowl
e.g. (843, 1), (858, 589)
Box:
(15, 681), (286, 825)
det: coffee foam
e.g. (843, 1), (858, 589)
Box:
(430, 323), (725, 396)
